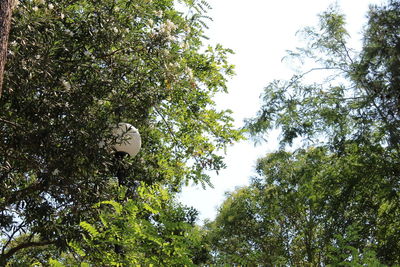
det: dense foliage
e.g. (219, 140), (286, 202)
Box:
(208, 146), (400, 265)
(9, 184), (208, 266)
(0, 0), (241, 264)
(208, 0), (400, 266)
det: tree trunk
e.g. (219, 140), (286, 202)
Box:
(0, 0), (14, 98)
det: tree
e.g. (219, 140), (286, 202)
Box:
(207, 149), (329, 266)
(209, 0), (400, 265)
(206, 185), (289, 266)
(209, 146), (399, 266)
(246, 1), (400, 150)
(0, 0), (16, 97)
(0, 0), (241, 263)
(353, 0), (400, 146)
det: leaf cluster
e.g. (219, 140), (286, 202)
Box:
(55, 184), (206, 266)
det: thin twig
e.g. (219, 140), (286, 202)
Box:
(153, 106), (179, 146)
(340, 40), (354, 65)
(284, 67), (345, 91)
(0, 118), (21, 128)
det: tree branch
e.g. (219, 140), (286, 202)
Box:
(0, 117), (21, 128)
(340, 39), (354, 66)
(285, 67), (345, 91)
(153, 106), (180, 146)
(1, 240), (55, 262)
(1, 221), (26, 255)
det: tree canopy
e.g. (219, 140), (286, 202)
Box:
(0, 0), (241, 264)
(2, 0), (400, 265)
(208, 145), (400, 265)
(247, 0), (400, 150)
(208, 0), (400, 265)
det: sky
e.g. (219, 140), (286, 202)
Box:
(178, 0), (384, 223)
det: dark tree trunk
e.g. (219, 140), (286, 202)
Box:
(0, 0), (14, 97)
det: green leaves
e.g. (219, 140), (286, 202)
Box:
(94, 200), (123, 215)
(208, 144), (400, 265)
(79, 221), (100, 238)
(64, 183), (204, 266)
(246, 2), (400, 152)
(1, 0), (241, 262)
(231, 1), (400, 266)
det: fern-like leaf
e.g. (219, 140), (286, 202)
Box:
(80, 221), (100, 238)
(68, 240), (87, 257)
(93, 200), (123, 214)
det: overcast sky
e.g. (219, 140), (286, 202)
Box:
(179, 0), (384, 223)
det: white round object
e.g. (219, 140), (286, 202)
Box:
(112, 123), (141, 157)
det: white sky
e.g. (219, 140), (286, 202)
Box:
(179, 0), (384, 223)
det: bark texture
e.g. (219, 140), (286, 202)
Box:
(0, 0), (14, 97)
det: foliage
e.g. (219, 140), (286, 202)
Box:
(210, 0), (400, 266)
(0, 0), (242, 263)
(39, 183), (206, 266)
(246, 1), (400, 150)
(208, 146), (400, 266)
